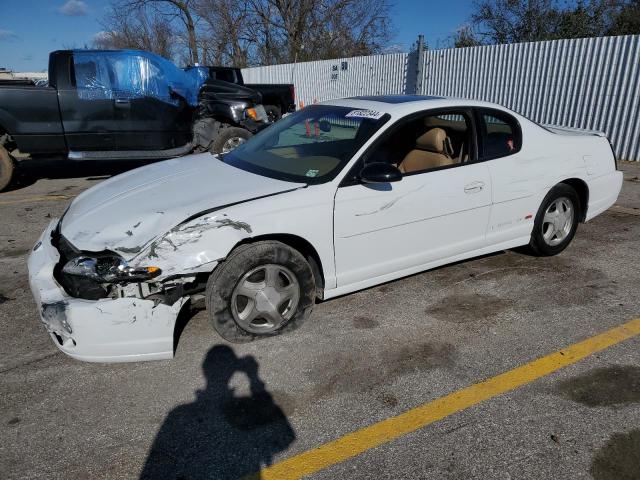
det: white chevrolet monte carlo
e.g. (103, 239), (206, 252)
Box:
(28, 95), (623, 362)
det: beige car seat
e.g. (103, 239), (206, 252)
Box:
(399, 128), (455, 173)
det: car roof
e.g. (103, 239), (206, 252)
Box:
(321, 95), (516, 118)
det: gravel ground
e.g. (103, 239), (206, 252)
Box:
(1, 159), (639, 480)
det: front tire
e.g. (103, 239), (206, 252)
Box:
(0, 145), (15, 192)
(210, 127), (252, 154)
(205, 241), (316, 342)
(529, 184), (580, 256)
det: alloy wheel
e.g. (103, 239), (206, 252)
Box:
(542, 197), (574, 246)
(231, 264), (300, 334)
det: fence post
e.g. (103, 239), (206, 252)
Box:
(415, 34), (425, 95)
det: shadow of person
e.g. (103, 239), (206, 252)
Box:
(140, 345), (295, 480)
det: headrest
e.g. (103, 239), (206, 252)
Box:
(416, 128), (448, 153)
(424, 116), (443, 128)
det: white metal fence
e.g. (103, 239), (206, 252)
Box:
(243, 52), (412, 104)
(242, 35), (640, 161)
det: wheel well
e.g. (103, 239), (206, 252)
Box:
(236, 233), (325, 298)
(0, 127), (18, 152)
(560, 178), (589, 221)
(212, 116), (238, 128)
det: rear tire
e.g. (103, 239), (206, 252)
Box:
(210, 127), (252, 154)
(529, 184), (580, 256)
(205, 241), (316, 343)
(0, 145), (15, 192)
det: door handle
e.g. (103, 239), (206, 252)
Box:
(114, 98), (131, 109)
(464, 181), (485, 194)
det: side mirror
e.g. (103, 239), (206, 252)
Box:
(359, 162), (402, 184)
(318, 120), (331, 132)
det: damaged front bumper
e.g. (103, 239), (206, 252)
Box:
(28, 219), (187, 363)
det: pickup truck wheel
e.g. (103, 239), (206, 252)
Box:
(265, 105), (282, 122)
(211, 127), (252, 154)
(205, 241), (316, 343)
(0, 145), (15, 192)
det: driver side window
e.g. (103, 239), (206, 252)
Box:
(73, 54), (113, 100)
(364, 110), (474, 175)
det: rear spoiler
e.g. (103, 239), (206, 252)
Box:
(542, 124), (606, 137)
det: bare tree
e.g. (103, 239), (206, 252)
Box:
(607, 0), (640, 35)
(469, 0), (558, 44)
(243, 0), (393, 65)
(195, 0), (252, 66)
(451, 25), (483, 48)
(107, 0), (202, 64)
(94, 6), (176, 59)
(99, 0), (393, 66)
(459, 0), (640, 46)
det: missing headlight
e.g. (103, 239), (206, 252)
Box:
(62, 256), (161, 284)
(57, 272), (110, 300)
(52, 234), (162, 300)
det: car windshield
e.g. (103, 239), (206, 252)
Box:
(221, 105), (390, 184)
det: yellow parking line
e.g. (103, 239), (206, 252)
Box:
(0, 194), (75, 206)
(250, 317), (640, 480)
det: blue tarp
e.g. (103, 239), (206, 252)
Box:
(183, 66), (210, 92)
(73, 50), (199, 106)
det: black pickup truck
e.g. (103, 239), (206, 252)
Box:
(187, 66), (296, 122)
(0, 49), (270, 191)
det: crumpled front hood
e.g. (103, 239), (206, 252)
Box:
(60, 153), (303, 257)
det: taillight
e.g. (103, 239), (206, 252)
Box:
(290, 85), (296, 109)
(607, 140), (618, 170)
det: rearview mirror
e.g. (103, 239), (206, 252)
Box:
(359, 162), (402, 184)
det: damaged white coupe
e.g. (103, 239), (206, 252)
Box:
(28, 96), (623, 362)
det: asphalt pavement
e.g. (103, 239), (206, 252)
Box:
(1, 159), (639, 480)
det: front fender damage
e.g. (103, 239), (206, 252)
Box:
(125, 213), (253, 277)
(50, 212), (254, 356)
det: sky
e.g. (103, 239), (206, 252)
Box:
(0, 0), (474, 72)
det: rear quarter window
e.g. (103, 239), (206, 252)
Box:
(479, 109), (522, 160)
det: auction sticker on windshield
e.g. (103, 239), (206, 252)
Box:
(345, 109), (384, 120)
